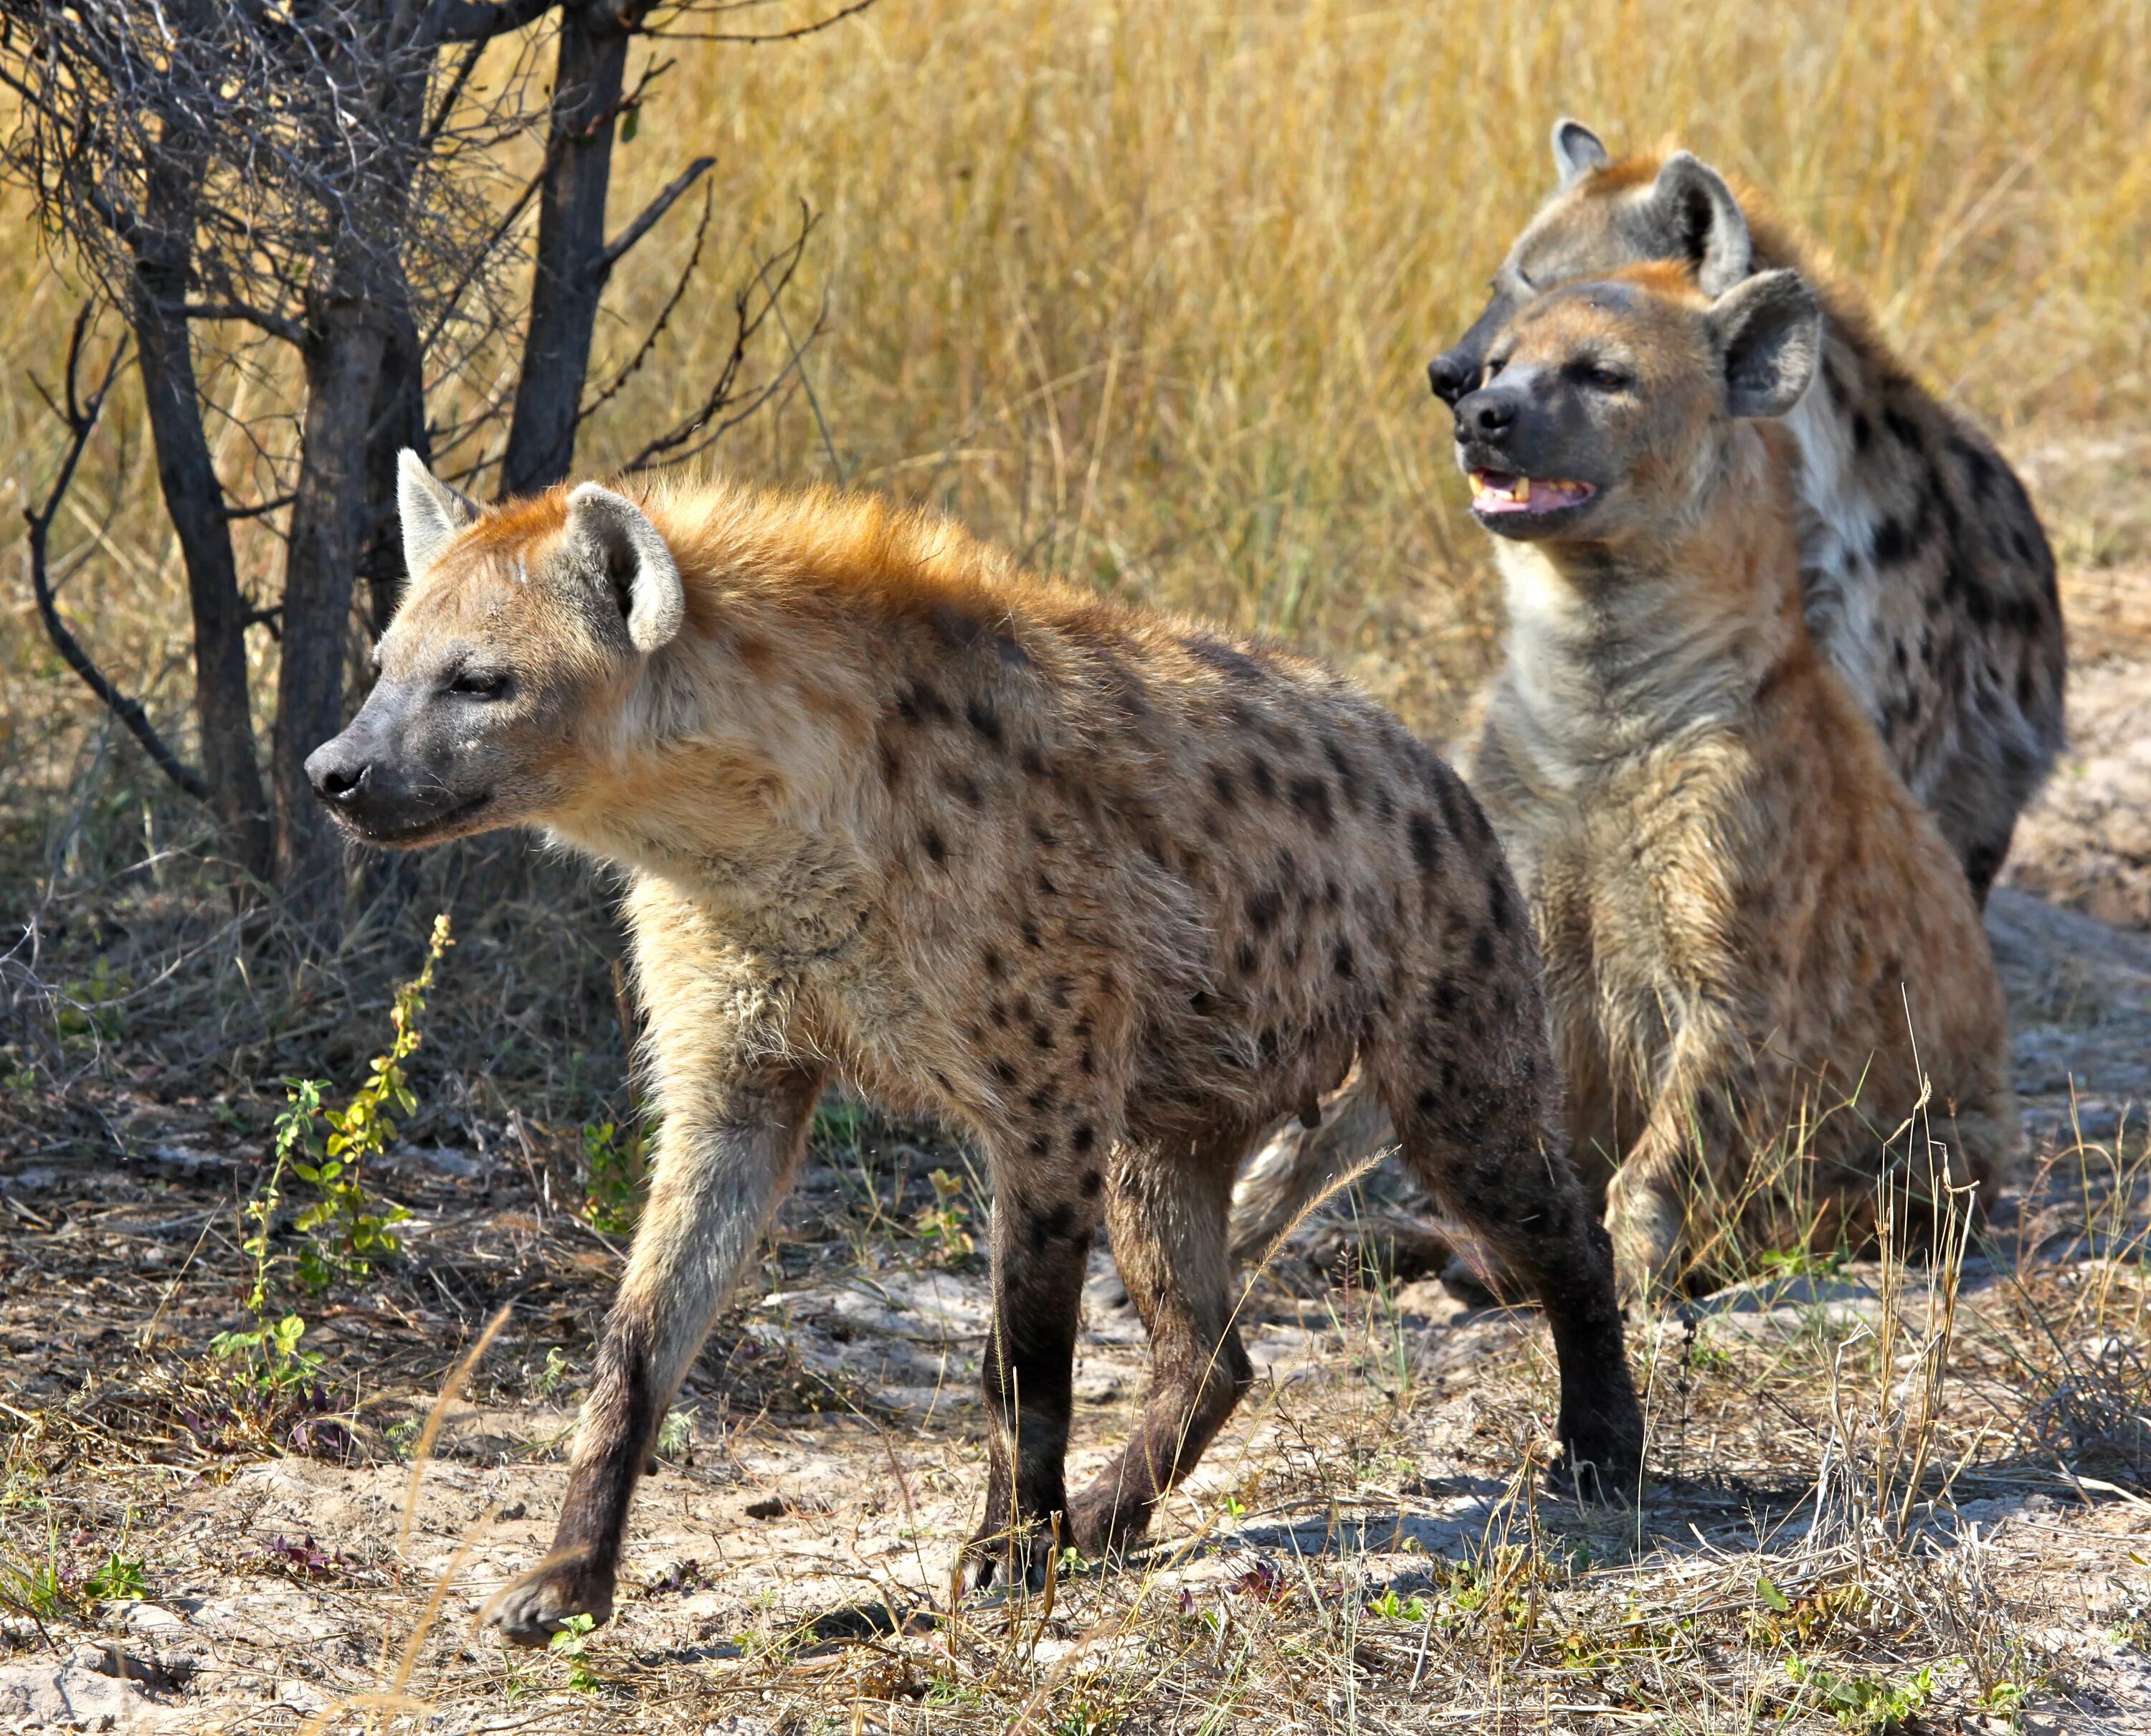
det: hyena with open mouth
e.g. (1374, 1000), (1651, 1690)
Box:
(1418, 265), (2012, 1303)
(1231, 119), (2056, 1271)
(306, 456), (1644, 1644)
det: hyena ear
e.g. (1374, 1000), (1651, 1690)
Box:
(565, 483), (684, 655)
(1550, 118), (1611, 186)
(397, 449), (479, 574)
(1642, 152), (1751, 297)
(1708, 269), (1822, 420)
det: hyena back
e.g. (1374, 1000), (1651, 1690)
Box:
(1449, 262), (2018, 1300)
(305, 457), (1643, 1645)
(1233, 118), (2058, 1263)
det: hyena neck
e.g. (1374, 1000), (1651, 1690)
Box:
(1490, 443), (1805, 789)
(546, 629), (878, 952)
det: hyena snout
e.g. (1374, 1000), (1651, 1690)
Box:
(1426, 346), (1478, 406)
(304, 711), (494, 846)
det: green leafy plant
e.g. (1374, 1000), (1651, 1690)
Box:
(549, 1611), (603, 1692)
(288, 915), (450, 1286)
(209, 1309), (323, 1393)
(1785, 1656), (1937, 1731)
(56, 957), (128, 1042)
(1366, 1587), (1432, 1622)
(0, 1529), (68, 1623)
(84, 1550), (147, 1603)
(579, 1118), (647, 1234)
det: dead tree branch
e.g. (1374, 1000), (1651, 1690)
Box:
(25, 308), (211, 804)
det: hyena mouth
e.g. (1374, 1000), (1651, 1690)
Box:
(356, 791), (495, 847)
(1469, 470), (1597, 516)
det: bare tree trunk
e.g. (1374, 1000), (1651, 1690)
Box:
(361, 283), (429, 637)
(500, 0), (654, 495)
(274, 295), (391, 911)
(128, 147), (275, 880)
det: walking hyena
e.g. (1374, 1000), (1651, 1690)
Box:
(304, 455), (1643, 1645)
(1230, 118), (2058, 1263)
(1453, 263), (2017, 1299)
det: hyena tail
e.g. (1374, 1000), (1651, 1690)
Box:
(1226, 1066), (1397, 1266)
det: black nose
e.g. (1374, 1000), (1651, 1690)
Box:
(305, 741), (370, 806)
(1427, 349), (1476, 406)
(1455, 390), (1516, 442)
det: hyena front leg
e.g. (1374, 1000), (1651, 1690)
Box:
(489, 1055), (824, 1645)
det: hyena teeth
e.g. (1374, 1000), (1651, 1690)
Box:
(1515, 476), (1532, 503)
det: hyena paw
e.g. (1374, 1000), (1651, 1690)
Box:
(961, 1514), (1060, 1596)
(486, 1557), (617, 1649)
(1064, 1484), (1153, 1560)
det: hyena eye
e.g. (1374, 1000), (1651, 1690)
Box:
(447, 668), (511, 700)
(1482, 357), (1508, 384)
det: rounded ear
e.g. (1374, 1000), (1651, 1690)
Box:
(1707, 270), (1823, 420)
(1550, 118), (1611, 186)
(1643, 152), (1752, 297)
(397, 449), (479, 574)
(566, 482), (683, 655)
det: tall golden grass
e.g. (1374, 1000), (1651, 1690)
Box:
(4, 0), (2148, 775)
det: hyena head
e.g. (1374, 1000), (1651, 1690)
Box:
(1426, 120), (1756, 407)
(1450, 265), (1820, 547)
(303, 452), (683, 847)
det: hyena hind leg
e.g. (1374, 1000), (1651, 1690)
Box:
(1068, 1129), (1255, 1557)
(1368, 1040), (1644, 1500)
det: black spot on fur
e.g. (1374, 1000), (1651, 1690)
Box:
(1415, 1088), (1437, 1114)
(1029, 1202), (1078, 1252)
(1320, 738), (1364, 811)
(898, 680), (949, 724)
(1234, 941), (1259, 975)
(989, 1058), (1020, 1086)
(1021, 921), (1041, 949)
(878, 742), (904, 787)
(1882, 404), (1922, 448)
(1037, 871), (1059, 898)
(1210, 764), (1239, 808)
(982, 947), (1005, 980)
(1031, 1024), (1055, 1050)
(1288, 777), (1334, 834)
(1072, 1124), (1096, 1154)
(1407, 812), (1440, 876)
(1871, 516), (1912, 566)
(1487, 873), (1513, 934)
(1027, 1083), (1058, 1114)
(1851, 410), (1874, 452)
(1248, 756), (1277, 801)
(1029, 1132), (1053, 1159)
(1248, 886), (1283, 934)
(921, 827), (947, 865)
(965, 697), (1002, 744)
(1184, 633), (1265, 681)
(1333, 941), (1354, 979)
(1080, 1168), (1103, 1197)
(944, 768), (983, 806)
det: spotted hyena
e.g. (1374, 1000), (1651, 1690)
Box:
(1450, 262), (2018, 1300)
(1230, 118), (2056, 1263)
(304, 455), (1644, 1645)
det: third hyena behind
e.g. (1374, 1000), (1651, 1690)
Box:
(305, 456), (1643, 1644)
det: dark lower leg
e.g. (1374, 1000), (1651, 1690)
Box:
(968, 1187), (1098, 1588)
(1070, 1137), (1251, 1553)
